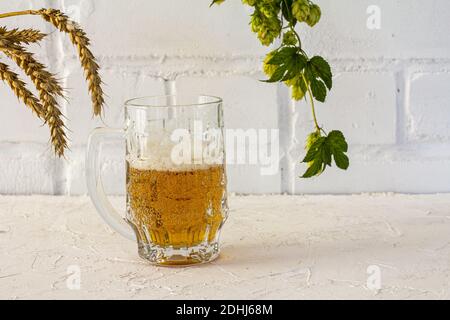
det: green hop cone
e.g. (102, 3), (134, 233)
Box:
(292, 0), (310, 22)
(259, 19), (281, 46)
(306, 131), (321, 151)
(285, 75), (307, 100)
(251, 14), (262, 33)
(261, 4), (275, 18)
(250, 3), (282, 46)
(282, 31), (297, 46)
(263, 51), (278, 78)
(292, 82), (306, 100)
(305, 130), (323, 169)
(242, 0), (256, 6)
(306, 4), (321, 27)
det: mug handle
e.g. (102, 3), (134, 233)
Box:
(86, 127), (136, 241)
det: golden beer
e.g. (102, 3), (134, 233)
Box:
(126, 162), (227, 263)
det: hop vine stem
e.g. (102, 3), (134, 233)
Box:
(282, 0), (321, 132)
(302, 73), (321, 132)
(291, 26), (322, 132)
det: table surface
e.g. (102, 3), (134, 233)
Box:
(0, 194), (449, 300)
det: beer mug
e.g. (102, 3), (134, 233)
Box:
(86, 95), (228, 266)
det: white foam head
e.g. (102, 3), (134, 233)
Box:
(126, 128), (224, 172)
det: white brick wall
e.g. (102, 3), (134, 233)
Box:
(1, 0), (450, 194)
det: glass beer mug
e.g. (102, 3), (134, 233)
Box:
(86, 95), (228, 266)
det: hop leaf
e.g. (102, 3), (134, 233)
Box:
(210, 0), (225, 7)
(263, 47), (307, 83)
(310, 78), (327, 102)
(309, 56), (332, 90)
(303, 56), (333, 103)
(301, 130), (350, 178)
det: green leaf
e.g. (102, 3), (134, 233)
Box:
(310, 78), (327, 102)
(321, 143), (332, 166)
(282, 54), (307, 81)
(327, 130), (348, 153)
(264, 65), (287, 83)
(302, 136), (326, 163)
(264, 47), (308, 83)
(210, 0), (225, 7)
(303, 64), (315, 83)
(281, 0), (295, 23)
(310, 56), (332, 90)
(301, 159), (323, 178)
(301, 131), (325, 178)
(268, 47), (297, 65)
(334, 152), (349, 170)
(301, 130), (350, 178)
(327, 130), (349, 170)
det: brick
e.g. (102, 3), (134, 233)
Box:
(57, 0), (269, 57)
(176, 75), (279, 129)
(0, 143), (62, 195)
(56, 0), (450, 59)
(176, 75), (281, 193)
(294, 72), (397, 146)
(67, 144), (125, 195)
(408, 72), (450, 142)
(293, 145), (450, 194)
(301, 0), (450, 59)
(63, 63), (166, 146)
(68, 74), (283, 195)
(1, 1), (49, 30)
(3, 1), (450, 195)
(0, 87), (50, 143)
(0, 0), (57, 144)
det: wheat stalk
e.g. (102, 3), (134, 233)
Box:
(0, 39), (64, 96)
(0, 37), (68, 156)
(0, 61), (46, 121)
(0, 26), (46, 44)
(35, 8), (104, 116)
(0, 8), (105, 156)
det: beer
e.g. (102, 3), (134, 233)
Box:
(126, 162), (227, 251)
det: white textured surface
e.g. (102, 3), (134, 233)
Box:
(0, 195), (449, 300)
(1, 0), (450, 194)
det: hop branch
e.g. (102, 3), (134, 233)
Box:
(212, 0), (349, 178)
(0, 8), (105, 156)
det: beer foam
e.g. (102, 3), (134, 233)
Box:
(126, 135), (224, 172)
(127, 157), (221, 172)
